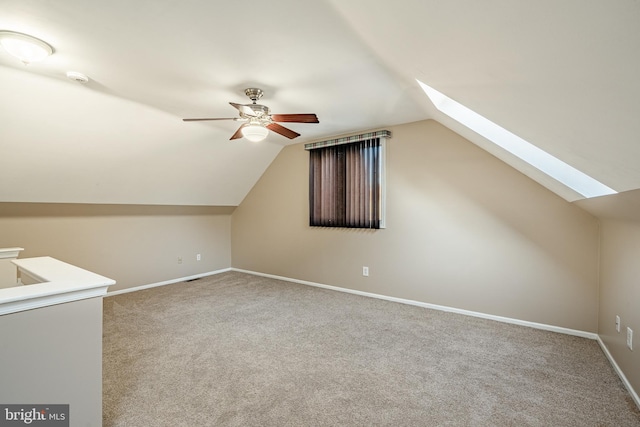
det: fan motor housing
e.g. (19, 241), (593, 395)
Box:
(244, 103), (270, 117)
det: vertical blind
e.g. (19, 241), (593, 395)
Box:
(307, 134), (386, 229)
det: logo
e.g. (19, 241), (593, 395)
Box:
(0, 405), (68, 426)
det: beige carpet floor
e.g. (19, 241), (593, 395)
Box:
(103, 271), (640, 426)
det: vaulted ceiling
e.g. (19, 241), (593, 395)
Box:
(1, 0), (639, 205)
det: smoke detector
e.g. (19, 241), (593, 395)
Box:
(66, 71), (89, 83)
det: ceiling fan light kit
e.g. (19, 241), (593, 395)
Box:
(241, 124), (269, 142)
(0, 30), (53, 64)
(183, 87), (319, 141)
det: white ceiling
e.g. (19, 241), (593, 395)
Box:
(1, 0), (639, 205)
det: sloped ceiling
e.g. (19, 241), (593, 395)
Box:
(1, 0), (639, 205)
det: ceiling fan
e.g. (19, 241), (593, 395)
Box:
(183, 88), (319, 142)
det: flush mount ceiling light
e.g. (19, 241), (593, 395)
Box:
(0, 30), (53, 64)
(241, 124), (269, 142)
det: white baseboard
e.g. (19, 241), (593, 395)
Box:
(597, 336), (640, 410)
(106, 268), (231, 297)
(231, 268), (598, 340)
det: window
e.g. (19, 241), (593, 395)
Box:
(306, 131), (389, 229)
(416, 79), (616, 199)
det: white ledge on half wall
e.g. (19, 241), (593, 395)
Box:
(0, 256), (115, 316)
(0, 247), (24, 259)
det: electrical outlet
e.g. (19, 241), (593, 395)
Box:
(196, 254), (201, 261)
(177, 256), (182, 264)
(362, 266), (369, 277)
(627, 327), (633, 350)
(616, 315), (621, 332)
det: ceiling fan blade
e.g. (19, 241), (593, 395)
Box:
(266, 123), (300, 139)
(230, 124), (246, 140)
(183, 117), (238, 122)
(230, 102), (258, 117)
(271, 113), (319, 123)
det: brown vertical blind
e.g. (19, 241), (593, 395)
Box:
(308, 138), (382, 228)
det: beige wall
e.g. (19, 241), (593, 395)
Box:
(232, 120), (600, 332)
(0, 203), (233, 293)
(598, 218), (640, 393)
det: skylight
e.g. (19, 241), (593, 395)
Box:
(417, 80), (616, 199)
